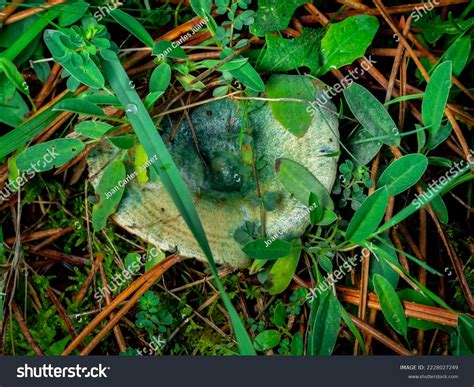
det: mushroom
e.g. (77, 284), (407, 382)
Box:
(87, 85), (339, 268)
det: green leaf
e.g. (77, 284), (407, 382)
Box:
(422, 61), (452, 137)
(319, 15), (379, 75)
(369, 237), (399, 290)
(258, 28), (321, 73)
(16, 139), (85, 172)
(153, 41), (187, 59)
(344, 82), (400, 147)
(338, 302), (366, 354)
(242, 238), (293, 260)
(58, 1), (89, 27)
(308, 192), (324, 225)
(443, 36), (471, 76)
(378, 154), (428, 196)
(92, 159), (126, 231)
(101, 52), (255, 355)
(272, 303), (287, 327)
(308, 291), (341, 355)
(250, 0), (307, 36)
(275, 158), (334, 210)
(110, 9), (155, 48)
(200, 58), (249, 72)
(229, 61), (265, 92)
(0, 75), (29, 127)
(0, 57), (29, 95)
(347, 126), (383, 166)
(135, 144), (150, 185)
(150, 63), (171, 93)
(290, 332), (304, 355)
(451, 315), (474, 355)
(377, 162), (472, 234)
(373, 274), (407, 337)
(268, 241), (301, 295)
(43, 29), (105, 89)
(53, 98), (104, 117)
(108, 135), (136, 149)
(254, 330), (282, 351)
(75, 121), (113, 139)
(346, 187), (388, 244)
(266, 75), (314, 137)
(189, 0), (212, 18)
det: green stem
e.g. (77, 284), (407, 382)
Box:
(101, 53), (255, 355)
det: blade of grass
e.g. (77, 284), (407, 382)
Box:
(101, 53), (255, 355)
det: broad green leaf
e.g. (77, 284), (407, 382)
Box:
(319, 15), (379, 75)
(258, 28), (321, 73)
(75, 121), (113, 139)
(53, 98), (104, 117)
(16, 139), (85, 172)
(153, 41), (187, 59)
(229, 61), (265, 92)
(250, 0), (307, 36)
(443, 36), (471, 76)
(308, 192), (324, 225)
(290, 332), (304, 355)
(308, 291), (341, 355)
(451, 315), (474, 355)
(108, 135), (136, 149)
(422, 61), (452, 137)
(189, 0), (212, 18)
(373, 274), (407, 337)
(272, 303), (287, 327)
(149, 63), (171, 93)
(92, 159), (126, 231)
(369, 237), (399, 290)
(316, 209), (338, 226)
(275, 158), (334, 210)
(268, 241), (301, 295)
(344, 83), (400, 147)
(346, 187), (388, 244)
(242, 238), (293, 260)
(110, 9), (155, 48)
(426, 122), (452, 151)
(378, 154), (428, 196)
(43, 29), (105, 89)
(254, 330), (282, 351)
(347, 126), (383, 166)
(266, 75), (314, 137)
(58, 1), (89, 27)
(101, 53), (255, 354)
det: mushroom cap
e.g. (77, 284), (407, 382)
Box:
(88, 89), (339, 268)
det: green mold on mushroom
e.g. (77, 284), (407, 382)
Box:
(87, 86), (339, 268)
